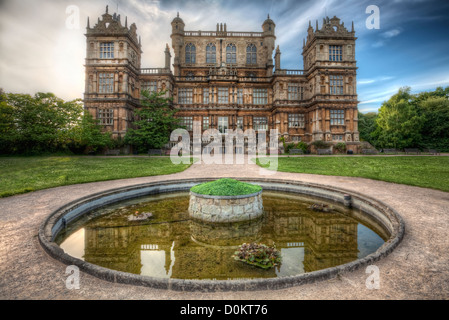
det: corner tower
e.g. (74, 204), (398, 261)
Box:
(84, 6), (142, 139)
(302, 16), (359, 152)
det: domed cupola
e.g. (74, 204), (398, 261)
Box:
(262, 14), (275, 35)
(171, 12), (185, 34)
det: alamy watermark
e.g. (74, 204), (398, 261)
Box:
(65, 265), (80, 290)
(366, 5), (380, 29)
(63, 263), (381, 290)
(169, 122), (279, 175)
(365, 265), (380, 289)
(65, 5), (80, 30)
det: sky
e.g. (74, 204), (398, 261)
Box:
(1, 0), (449, 113)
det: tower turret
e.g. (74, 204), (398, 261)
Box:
(262, 14), (276, 76)
(84, 6), (142, 139)
(165, 43), (171, 71)
(274, 45), (281, 70)
(171, 12), (185, 35)
(171, 13), (185, 76)
(262, 14), (275, 35)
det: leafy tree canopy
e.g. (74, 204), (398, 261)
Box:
(124, 90), (180, 153)
(0, 91), (112, 155)
(359, 86), (449, 151)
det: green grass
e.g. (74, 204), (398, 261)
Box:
(0, 156), (193, 198)
(255, 156), (449, 192)
(191, 178), (262, 196)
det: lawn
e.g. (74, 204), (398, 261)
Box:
(255, 156), (449, 192)
(0, 156), (193, 198)
(191, 178), (262, 196)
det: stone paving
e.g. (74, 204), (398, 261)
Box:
(0, 157), (448, 299)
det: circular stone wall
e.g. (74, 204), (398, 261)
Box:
(39, 178), (405, 292)
(188, 190), (263, 223)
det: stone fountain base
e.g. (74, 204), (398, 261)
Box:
(188, 190), (263, 223)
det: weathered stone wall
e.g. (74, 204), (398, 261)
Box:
(188, 191), (263, 223)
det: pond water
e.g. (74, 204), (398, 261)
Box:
(56, 191), (386, 280)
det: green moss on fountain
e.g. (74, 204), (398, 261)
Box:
(190, 178), (262, 196)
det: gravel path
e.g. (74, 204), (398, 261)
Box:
(1, 157), (448, 300)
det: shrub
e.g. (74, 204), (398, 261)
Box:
(311, 140), (330, 149)
(284, 141), (308, 154)
(335, 142), (346, 153)
(295, 141), (309, 153)
(284, 142), (295, 154)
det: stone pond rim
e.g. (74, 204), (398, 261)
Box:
(38, 177), (405, 292)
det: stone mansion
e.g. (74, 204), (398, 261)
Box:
(84, 6), (360, 153)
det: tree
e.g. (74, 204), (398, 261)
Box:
(67, 112), (113, 154)
(372, 87), (424, 149)
(0, 91), (113, 155)
(0, 90), (16, 154)
(412, 86), (449, 106)
(3, 92), (82, 154)
(124, 90), (180, 153)
(358, 111), (378, 145)
(417, 95), (449, 152)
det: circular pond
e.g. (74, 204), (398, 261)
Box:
(56, 191), (387, 280)
(39, 178), (404, 291)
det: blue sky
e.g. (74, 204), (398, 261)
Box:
(1, 0), (448, 113)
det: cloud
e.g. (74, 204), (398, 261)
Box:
(381, 28), (401, 38)
(370, 28), (401, 47)
(0, 0), (448, 109)
(358, 88), (399, 105)
(371, 40), (385, 48)
(358, 76), (395, 85)
(0, 0), (337, 98)
(357, 70), (449, 112)
(358, 79), (376, 85)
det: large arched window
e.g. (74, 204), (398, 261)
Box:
(206, 43), (216, 64)
(226, 44), (236, 64)
(185, 43), (196, 64)
(246, 44), (257, 64)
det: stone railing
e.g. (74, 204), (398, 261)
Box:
(175, 103), (271, 111)
(140, 68), (171, 75)
(183, 31), (263, 37)
(175, 76), (209, 82)
(274, 69), (304, 76)
(238, 76), (271, 82)
(174, 75), (271, 83)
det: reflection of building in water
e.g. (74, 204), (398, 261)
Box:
(190, 218), (263, 246)
(84, 222), (180, 276)
(82, 196), (359, 278)
(84, 226), (141, 274)
(175, 218), (274, 279)
(261, 196), (358, 273)
(303, 211), (358, 272)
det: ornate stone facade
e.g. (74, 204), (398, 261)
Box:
(84, 7), (360, 152)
